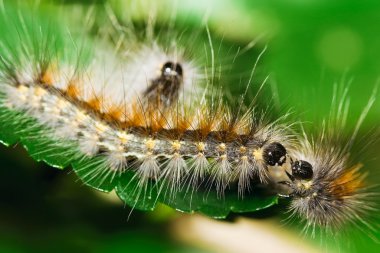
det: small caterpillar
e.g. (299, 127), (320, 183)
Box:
(0, 1), (377, 240)
(277, 87), (379, 237)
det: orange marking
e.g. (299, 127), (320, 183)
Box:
(87, 96), (102, 112)
(124, 103), (144, 127)
(330, 164), (366, 199)
(66, 81), (80, 99)
(174, 114), (192, 133)
(40, 71), (53, 86)
(106, 105), (123, 121)
(149, 110), (167, 132)
(197, 106), (219, 138)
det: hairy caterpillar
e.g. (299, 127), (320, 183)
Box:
(0, 0), (377, 240)
(0, 2), (287, 213)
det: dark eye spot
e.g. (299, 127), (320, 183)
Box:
(292, 160), (313, 180)
(161, 61), (183, 77)
(263, 142), (287, 166)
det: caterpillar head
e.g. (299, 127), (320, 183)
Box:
(161, 61), (183, 80)
(280, 149), (372, 231)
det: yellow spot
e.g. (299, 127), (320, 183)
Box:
(171, 140), (181, 152)
(239, 146), (247, 154)
(303, 181), (313, 190)
(76, 111), (87, 122)
(95, 122), (108, 134)
(220, 154), (227, 159)
(196, 142), (206, 152)
(253, 149), (263, 161)
(218, 143), (226, 152)
(312, 192), (318, 197)
(117, 132), (130, 145)
(146, 138), (156, 151)
(241, 155), (248, 161)
(57, 99), (69, 110)
(34, 87), (47, 97)
(17, 85), (28, 94)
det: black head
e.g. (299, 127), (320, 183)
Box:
(263, 142), (287, 166)
(161, 61), (183, 78)
(292, 160), (313, 180)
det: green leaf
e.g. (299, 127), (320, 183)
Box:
(114, 170), (278, 218)
(72, 157), (119, 193)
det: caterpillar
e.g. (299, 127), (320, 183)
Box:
(0, 1), (287, 213)
(0, 0), (377, 240)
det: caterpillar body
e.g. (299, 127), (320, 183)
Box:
(0, 2), (291, 211)
(0, 0), (377, 239)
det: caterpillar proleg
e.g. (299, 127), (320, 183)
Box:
(0, 0), (378, 242)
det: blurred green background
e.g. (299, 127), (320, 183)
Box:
(1, 0), (380, 252)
